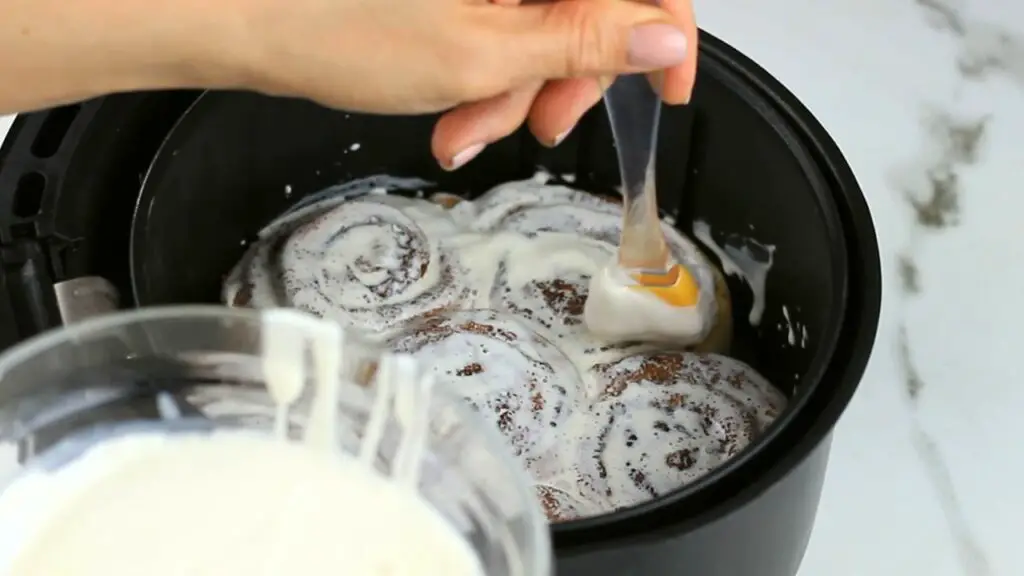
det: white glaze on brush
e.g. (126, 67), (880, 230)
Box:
(226, 174), (788, 520)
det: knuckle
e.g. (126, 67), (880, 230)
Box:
(448, 66), (500, 102)
(550, 1), (623, 76)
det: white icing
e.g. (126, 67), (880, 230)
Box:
(583, 258), (711, 344)
(692, 220), (776, 327)
(0, 310), (500, 576)
(389, 310), (582, 461)
(0, 432), (484, 576)
(573, 352), (785, 511)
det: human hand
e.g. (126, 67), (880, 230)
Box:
(432, 0), (697, 170)
(229, 0), (692, 169)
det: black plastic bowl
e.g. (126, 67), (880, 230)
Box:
(0, 31), (880, 576)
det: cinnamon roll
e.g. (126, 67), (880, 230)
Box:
(485, 234), (620, 363)
(535, 485), (602, 523)
(471, 177), (623, 245)
(571, 351), (786, 512)
(385, 310), (582, 465)
(224, 193), (470, 335)
(481, 225), (731, 362)
(468, 174), (732, 353)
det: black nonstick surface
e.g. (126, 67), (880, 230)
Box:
(0, 31), (880, 576)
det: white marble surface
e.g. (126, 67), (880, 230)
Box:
(693, 0), (1024, 574)
(1, 0), (1021, 573)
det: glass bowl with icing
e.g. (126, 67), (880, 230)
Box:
(0, 306), (550, 576)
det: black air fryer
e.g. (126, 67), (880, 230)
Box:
(0, 31), (880, 576)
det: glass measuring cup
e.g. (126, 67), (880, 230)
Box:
(0, 306), (551, 576)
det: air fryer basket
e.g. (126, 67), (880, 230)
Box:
(0, 31), (880, 576)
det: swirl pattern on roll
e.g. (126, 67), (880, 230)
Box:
(470, 177), (624, 244)
(386, 310), (581, 465)
(470, 177), (718, 302)
(467, 177), (727, 351)
(566, 352), (786, 511)
(224, 193), (469, 334)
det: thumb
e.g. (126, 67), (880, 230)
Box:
(492, 0), (688, 82)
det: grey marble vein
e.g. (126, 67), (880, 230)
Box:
(911, 427), (993, 576)
(897, 253), (920, 294)
(896, 325), (924, 401)
(895, 300), (992, 576)
(897, 111), (986, 233)
(888, 109), (986, 309)
(915, 0), (1024, 85)
(882, 4), (1004, 571)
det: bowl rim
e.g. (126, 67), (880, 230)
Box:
(0, 305), (555, 575)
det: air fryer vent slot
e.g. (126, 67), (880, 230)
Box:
(12, 171), (45, 218)
(30, 103), (81, 159)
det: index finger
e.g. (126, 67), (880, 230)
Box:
(656, 0), (697, 104)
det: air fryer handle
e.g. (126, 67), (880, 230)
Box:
(0, 239), (63, 350)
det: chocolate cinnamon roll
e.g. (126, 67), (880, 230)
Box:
(572, 352), (786, 512)
(485, 228), (732, 362)
(469, 175), (733, 353)
(535, 484), (602, 523)
(486, 235), (616, 358)
(385, 310), (582, 465)
(471, 178), (623, 245)
(224, 194), (470, 334)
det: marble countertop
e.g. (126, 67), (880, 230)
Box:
(0, 0), (1020, 573)
(694, 0), (1023, 574)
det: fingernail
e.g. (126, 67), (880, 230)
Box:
(628, 23), (687, 69)
(444, 143), (486, 171)
(551, 126), (575, 147)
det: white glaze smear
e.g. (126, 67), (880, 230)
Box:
(583, 259), (710, 344)
(691, 220), (775, 326)
(0, 311), (487, 576)
(225, 173), (788, 521)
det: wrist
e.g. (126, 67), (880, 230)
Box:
(85, 0), (255, 93)
(0, 0), (254, 113)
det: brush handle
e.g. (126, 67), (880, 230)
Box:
(604, 73), (669, 271)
